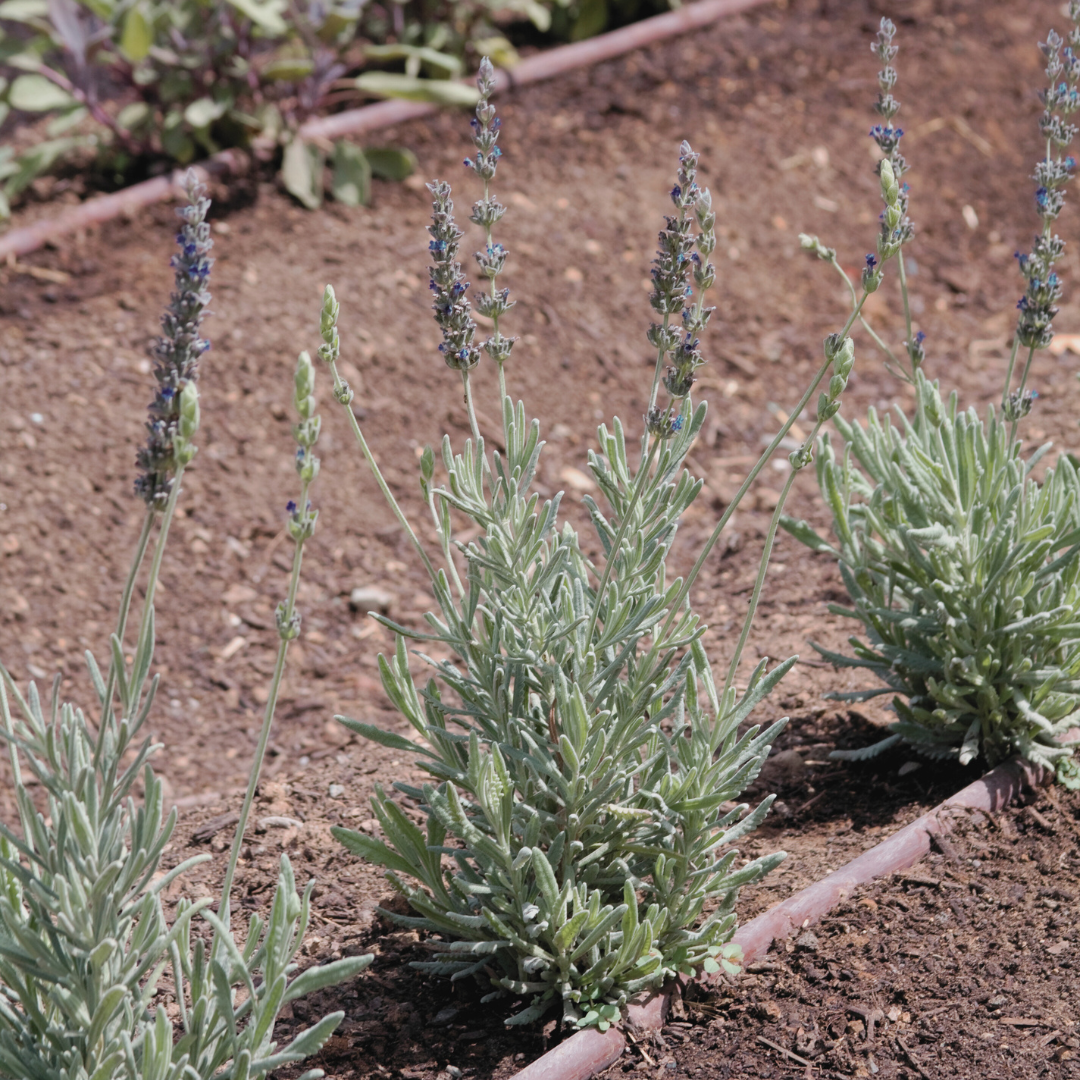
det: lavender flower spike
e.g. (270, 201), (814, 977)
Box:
(135, 170), (213, 507)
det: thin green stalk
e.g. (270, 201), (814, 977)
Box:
(462, 368), (482, 446)
(655, 292), (870, 649)
(894, 251), (928, 430)
(425, 486), (466, 598)
(1008, 343), (1039, 445)
(328, 358), (438, 582)
(1000, 336), (1022, 406)
(895, 248), (914, 357)
(482, 173), (512, 449)
(130, 468), (187, 719)
(586, 438), (662, 644)
(218, 482), (308, 917)
(641, 313), (670, 467)
(97, 509), (155, 732)
(829, 253), (908, 381)
(721, 415), (825, 702)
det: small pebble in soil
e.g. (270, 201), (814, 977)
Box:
(350, 585), (395, 613)
(328, 783), (345, 798)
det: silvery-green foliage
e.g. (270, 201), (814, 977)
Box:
(326, 48), (900, 1026)
(333, 399), (789, 1026)
(327, 65), (801, 1028)
(787, 15), (1080, 788)
(0, 668), (366, 1080)
(784, 376), (1080, 788)
(0, 178), (368, 1080)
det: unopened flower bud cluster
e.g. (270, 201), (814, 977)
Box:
(318, 285), (353, 405)
(293, 351), (321, 490)
(816, 333), (855, 423)
(427, 181), (480, 372)
(135, 172), (212, 507)
(647, 141), (717, 437)
(467, 57), (516, 368)
(1012, 11), (1080, 361)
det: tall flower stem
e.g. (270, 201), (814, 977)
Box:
(131, 469), (186, 718)
(97, 510), (154, 732)
(721, 414), (828, 701)
(329, 362), (437, 582)
(653, 293), (869, 651)
(462, 369), (482, 446)
(219, 477), (309, 917)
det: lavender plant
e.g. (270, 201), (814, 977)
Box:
(325, 61), (899, 1026)
(784, 16), (1080, 786)
(0, 173), (368, 1079)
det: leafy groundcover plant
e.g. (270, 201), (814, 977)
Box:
(0, 0), (661, 217)
(783, 16), (1080, 787)
(323, 60), (905, 1028)
(0, 174), (368, 1080)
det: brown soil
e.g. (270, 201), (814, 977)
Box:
(655, 786), (1080, 1080)
(2, 0), (1079, 1076)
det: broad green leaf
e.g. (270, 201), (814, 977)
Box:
(354, 72), (479, 107)
(521, 0), (551, 31)
(116, 101), (150, 131)
(364, 145), (416, 182)
(330, 140), (370, 207)
(161, 112), (195, 164)
(9, 73), (74, 111)
(225, 0), (287, 35)
(472, 36), (519, 69)
(280, 136), (322, 209)
(4, 137), (78, 195)
(569, 0), (606, 40)
(183, 96), (226, 130)
(0, 1), (48, 21)
(363, 43), (462, 77)
(119, 5), (151, 63)
(263, 56), (315, 81)
(45, 104), (86, 135)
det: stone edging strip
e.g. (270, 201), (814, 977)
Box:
(510, 755), (1047, 1080)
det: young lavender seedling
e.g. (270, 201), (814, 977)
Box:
(323, 60), (896, 1026)
(785, 16), (1080, 786)
(0, 174), (369, 1080)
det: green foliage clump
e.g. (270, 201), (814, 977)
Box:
(333, 403), (790, 1026)
(786, 376), (1080, 786)
(319, 58), (898, 1026)
(0, 0), (669, 216)
(787, 14), (1080, 786)
(0, 176), (368, 1079)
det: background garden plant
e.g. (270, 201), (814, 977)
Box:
(0, 0), (670, 217)
(784, 15), (1080, 787)
(0, 172), (368, 1079)
(324, 57), (904, 1028)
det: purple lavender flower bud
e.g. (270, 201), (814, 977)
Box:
(135, 170), (213, 507)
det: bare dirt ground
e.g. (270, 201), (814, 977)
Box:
(2, 0), (1079, 1075)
